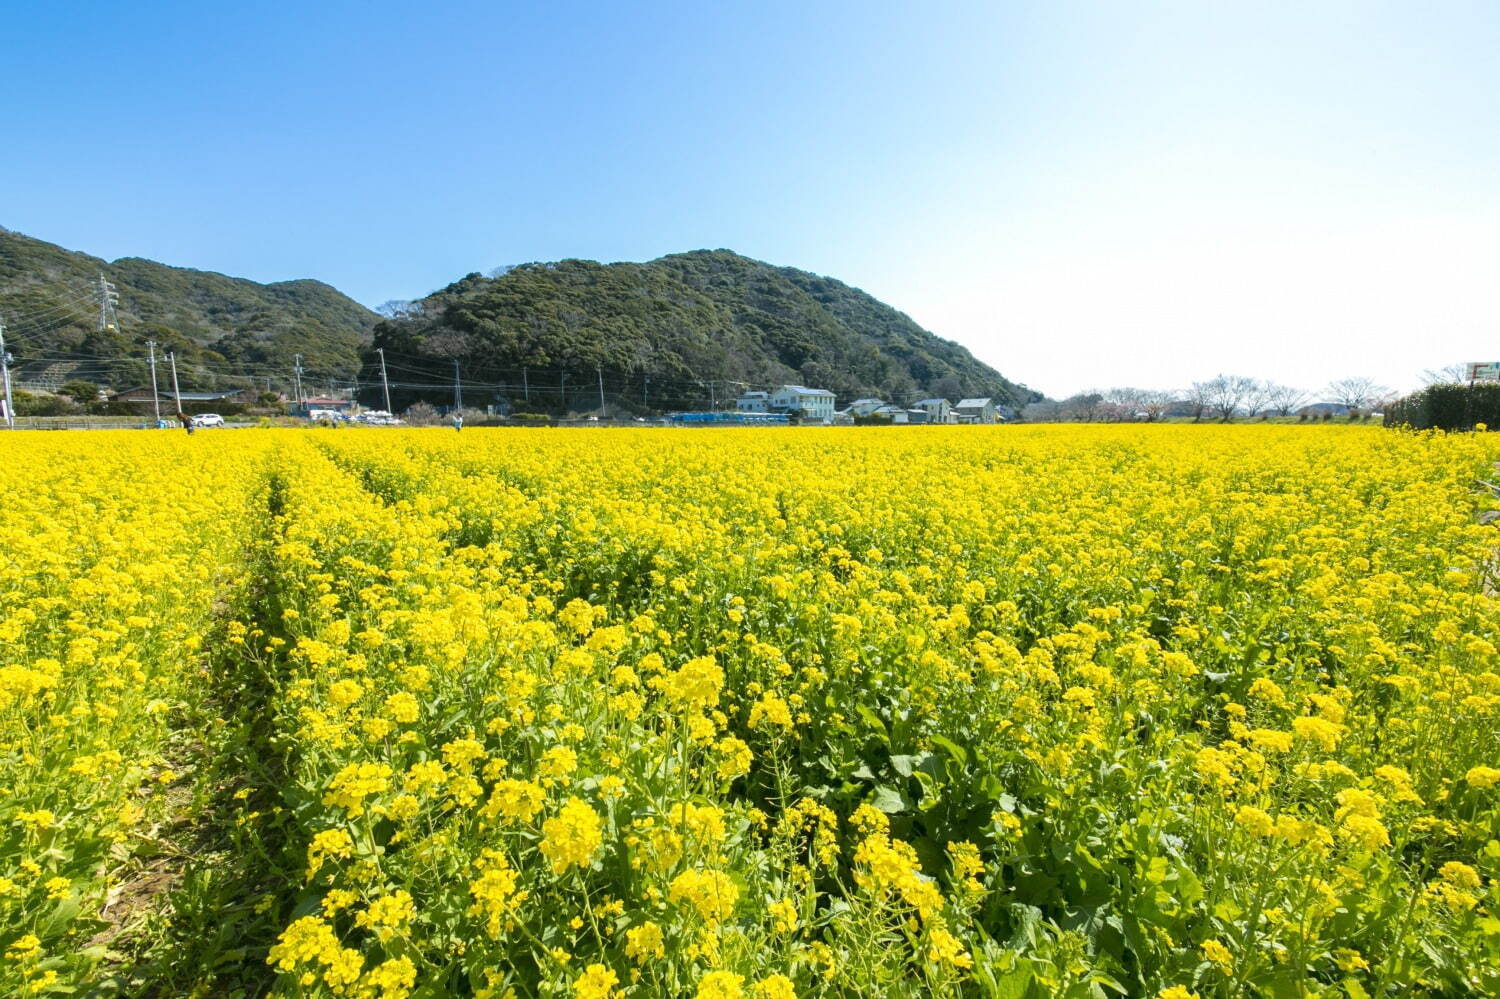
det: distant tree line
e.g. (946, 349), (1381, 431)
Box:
(1021, 375), (1394, 423)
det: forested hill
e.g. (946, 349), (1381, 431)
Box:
(0, 229), (1037, 410)
(368, 250), (1038, 413)
(0, 227), (376, 391)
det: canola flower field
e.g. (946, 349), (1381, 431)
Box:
(3, 425), (1500, 998)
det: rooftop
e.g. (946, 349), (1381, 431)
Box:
(778, 384), (834, 396)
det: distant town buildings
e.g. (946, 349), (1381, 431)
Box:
(722, 385), (1008, 428)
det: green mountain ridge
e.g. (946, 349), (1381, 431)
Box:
(0, 228), (1039, 410)
(0, 227), (377, 392)
(367, 249), (1038, 413)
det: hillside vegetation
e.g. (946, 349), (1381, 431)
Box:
(0, 230), (1036, 411)
(368, 250), (1037, 413)
(0, 227), (376, 391)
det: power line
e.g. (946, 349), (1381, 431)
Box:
(3, 311), (95, 344)
(0, 292), (99, 328)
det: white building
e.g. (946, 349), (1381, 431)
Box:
(847, 398), (886, 417)
(954, 397), (998, 424)
(736, 390), (770, 413)
(770, 385), (836, 422)
(915, 398), (953, 424)
(872, 404), (909, 424)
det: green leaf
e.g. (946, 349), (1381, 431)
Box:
(929, 733), (969, 766)
(856, 703), (889, 740)
(869, 785), (908, 813)
(992, 966), (1034, 999)
(890, 754), (920, 777)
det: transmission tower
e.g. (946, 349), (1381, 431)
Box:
(95, 272), (119, 331)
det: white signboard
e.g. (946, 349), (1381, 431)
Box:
(1467, 362), (1500, 383)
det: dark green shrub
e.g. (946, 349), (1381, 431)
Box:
(1384, 383), (1500, 430)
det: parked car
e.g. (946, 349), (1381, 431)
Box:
(191, 413), (225, 428)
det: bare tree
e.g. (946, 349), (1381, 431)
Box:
(422, 330), (475, 359)
(1061, 392), (1105, 422)
(1182, 382), (1211, 422)
(1324, 377), (1390, 414)
(1241, 379), (1274, 419)
(1140, 390), (1173, 422)
(1103, 387), (1146, 422)
(1422, 362), (1473, 385)
(1195, 374), (1257, 422)
(377, 300), (424, 320)
(1263, 383), (1309, 416)
(1021, 400), (1061, 422)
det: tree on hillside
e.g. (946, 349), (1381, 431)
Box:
(1325, 377), (1390, 414)
(377, 300), (424, 319)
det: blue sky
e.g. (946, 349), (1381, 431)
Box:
(4, 1), (1497, 397)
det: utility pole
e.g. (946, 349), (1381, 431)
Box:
(146, 340), (161, 425)
(597, 366), (606, 417)
(522, 366), (529, 403)
(95, 272), (118, 331)
(293, 354), (305, 416)
(376, 348), (392, 413)
(453, 358), (462, 411)
(167, 351), (182, 413)
(0, 322), (14, 430)
(643, 372), (650, 410)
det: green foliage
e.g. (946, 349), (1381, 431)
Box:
(10, 390), (70, 416)
(367, 250), (1038, 413)
(1384, 383), (1500, 431)
(58, 380), (99, 402)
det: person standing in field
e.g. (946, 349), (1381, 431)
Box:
(178, 411), (193, 434)
(453, 412), (463, 432)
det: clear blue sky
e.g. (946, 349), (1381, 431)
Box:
(5, 1), (1498, 397)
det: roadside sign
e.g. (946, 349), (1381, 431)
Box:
(1467, 363), (1500, 382)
